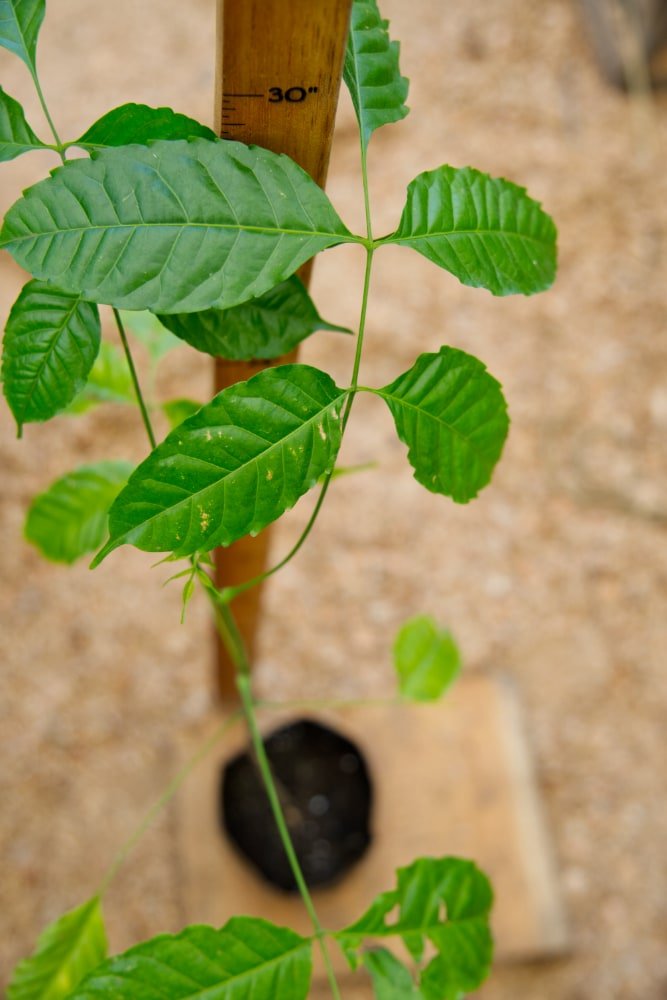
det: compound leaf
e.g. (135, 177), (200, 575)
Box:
(7, 896), (107, 1000)
(344, 0), (409, 150)
(2, 279), (100, 433)
(25, 461), (133, 564)
(0, 138), (355, 314)
(0, 0), (44, 72)
(374, 346), (509, 503)
(66, 917), (312, 1000)
(92, 364), (346, 565)
(73, 102), (216, 150)
(0, 85), (47, 161)
(337, 857), (493, 999)
(157, 275), (350, 361)
(66, 341), (134, 413)
(383, 165), (557, 296)
(363, 949), (422, 999)
(394, 615), (461, 701)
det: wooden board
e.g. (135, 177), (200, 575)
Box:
(175, 674), (570, 981)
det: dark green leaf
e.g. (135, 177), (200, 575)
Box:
(0, 0), (44, 71)
(156, 276), (351, 361)
(7, 897), (107, 1000)
(394, 615), (461, 701)
(66, 341), (134, 413)
(373, 346), (509, 503)
(162, 397), (201, 428)
(2, 279), (100, 432)
(344, 0), (409, 150)
(73, 103), (216, 150)
(363, 949), (422, 999)
(92, 364), (346, 565)
(337, 857), (493, 999)
(0, 85), (47, 161)
(0, 138), (357, 314)
(67, 917), (312, 1000)
(121, 310), (181, 362)
(383, 165), (557, 296)
(25, 461), (133, 564)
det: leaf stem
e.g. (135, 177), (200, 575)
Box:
(29, 68), (66, 162)
(96, 709), (242, 897)
(113, 308), (157, 450)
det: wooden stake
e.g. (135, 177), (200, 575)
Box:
(214, 0), (352, 699)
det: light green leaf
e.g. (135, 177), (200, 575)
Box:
(394, 615), (461, 701)
(73, 102), (216, 150)
(7, 896), (107, 1000)
(0, 85), (48, 161)
(344, 0), (409, 150)
(66, 341), (134, 413)
(0, 0), (44, 72)
(382, 165), (557, 296)
(67, 917), (312, 1000)
(337, 857), (493, 999)
(363, 949), (422, 999)
(25, 461), (133, 564)
(373, 346), (509, 503)
(162, 397), (201, 428)
(0, 138), (357, 314)
(120, 310), (181, 363)
(156, 276), (351, 361)
(92, 364), (346, 566)
(2, 279), (100, 433)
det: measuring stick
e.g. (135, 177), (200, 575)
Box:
(214, 0), (352, 699)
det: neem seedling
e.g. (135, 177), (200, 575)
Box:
(1, 0), (557, 997)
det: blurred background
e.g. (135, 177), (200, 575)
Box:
(1, 1), (666, 996)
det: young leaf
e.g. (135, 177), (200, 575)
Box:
(25, 461), (133, 564)
(66, 341), (135, 413)
(2, 279), (100, 433)
(120, 310), (180, 363)
(0, 0), (45, 72)
(337, 856), (493, 999)
(7, 896), (107, 1000)
(0, 85), (48, 161)
(344, 0), (409, 151)
(0, 138), (357, 314)
(162, 397), (201, 428)
(92, 364), (346, 566)
(372, 346), (509, 503)
(363, 948), (422, 999)
(66, 917), (312, 1000)
(394, 615), (461, 701)
(156, 275), (351, 361)
(73, 102), (216, 150)
(382, 165), (557, 296)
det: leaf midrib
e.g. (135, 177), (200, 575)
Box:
(373, 387), (501, 455)
(385, 228), (552, 249)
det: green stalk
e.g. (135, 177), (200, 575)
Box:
(113, 308), (157, 450)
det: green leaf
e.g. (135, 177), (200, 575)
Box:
(2, 279), (101, 433)
(0, 138), (356, 314)
(92, 364), (346, 566)
(162, 397), (202, 428)
(394, 615), (461, 701)
(156, 276), (351, 362)
(67, 917), (312, 1000)
(0, 85), (47, 161)
(73, 102), (216, 150)
(363, 949), (422, 999)
(0, 0), (44, 72)
(373, 346), (509, 503)
(383, 165), (557, 296)
(7, 896), (107, 1000)
(337, 857), (493, 999)
(25, 461), (133, 564)
(344, 0), (409, 150)
(66, 341), (135, 413)
(120, 310), (181, 363)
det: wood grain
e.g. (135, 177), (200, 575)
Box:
(213, 0), (352, 699)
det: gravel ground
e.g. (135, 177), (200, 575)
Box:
(1, 1), (666, 997)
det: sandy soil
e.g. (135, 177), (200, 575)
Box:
(1, 1), (666, 997)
